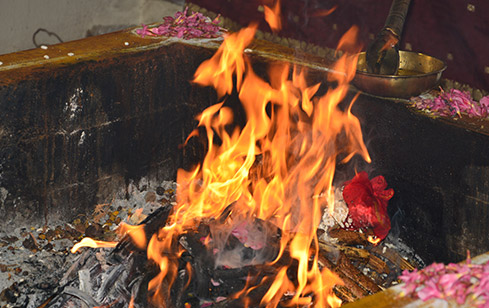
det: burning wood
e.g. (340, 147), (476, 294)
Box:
(34, 198), (419, 307)
(10, 177), (417, 308)
(327, 228), (371, 246)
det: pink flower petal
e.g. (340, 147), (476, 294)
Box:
(136, 7), (223, 39)
(399, 254), (489, 307)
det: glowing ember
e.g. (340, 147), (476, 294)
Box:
(367, 235), (381, 245)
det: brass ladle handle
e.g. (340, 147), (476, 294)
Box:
(383, 0), (411, 40)
(366, 0), (411, 75)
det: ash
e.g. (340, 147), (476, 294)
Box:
(0, 178), (426, 307)
(24, 189), (282, 307)
(0, 233), (77, 307)
(0, 178), (176, 308)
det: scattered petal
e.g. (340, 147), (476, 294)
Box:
(411, 89), (489, 119)
(210, 278), (220, 286)
(135, 7), (224, 40)
(399, 253), (489, 307)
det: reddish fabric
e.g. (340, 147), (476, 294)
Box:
(342, 172), (394, 239)
(190, 0), (489, 91)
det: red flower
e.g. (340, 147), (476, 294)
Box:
(342, 171), (394, 239)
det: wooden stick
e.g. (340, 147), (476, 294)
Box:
(328, 228), (372, 246)
(336, 253), (382, 295)
(333, 285), (357, 303)
(371, 245), (417, 271)
(317, 254), (369, 299)
(318, 239), (389, 275)
(366, 252), (390, 275)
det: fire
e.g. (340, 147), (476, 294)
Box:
(263, 0), (282, 32)
(70, 237), (118, 253)
(368, 235), (381, 245)
(379, 31), (399, 52)
(117, 222), (147, 249)
(143, 24), (368, 306)
(71, 17), (370, 308)
(311, 6), (338, 17)
(70, 222), (146, 253)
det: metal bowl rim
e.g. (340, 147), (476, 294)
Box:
(355, 51), (447, 79)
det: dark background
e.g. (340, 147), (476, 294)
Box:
(189, 0), (489, 92)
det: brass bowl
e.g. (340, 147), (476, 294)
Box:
(352, 51), (447, 98)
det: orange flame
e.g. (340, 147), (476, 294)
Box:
(117, 222), (147, 249)
(379, 31), (399, 52)
(368, 235), (381, 245)
(70, 21), (370, 308)
(142, 24), (369, 306)
(71, 237), (118, 253)
(194, 25), (257, 98)
(311, 6), (338, 17)
(264, 0), (282, 32)
(128, 296), (135, 308)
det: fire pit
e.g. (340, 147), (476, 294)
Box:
(1, 13), (489, 308)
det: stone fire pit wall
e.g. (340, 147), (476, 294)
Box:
(0, 32), (217, 232)
(349, 92), (489, 264)
(0, 28), (488, 266)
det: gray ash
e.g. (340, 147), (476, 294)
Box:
(0, 178), (176, 308)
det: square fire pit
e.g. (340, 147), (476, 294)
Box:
(0, 24), (488, 307)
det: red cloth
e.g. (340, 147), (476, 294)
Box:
(190, 0), (489, 91)
(342, 172), (394, 240)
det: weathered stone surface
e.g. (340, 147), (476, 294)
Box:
(0, 33), (217, 230)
